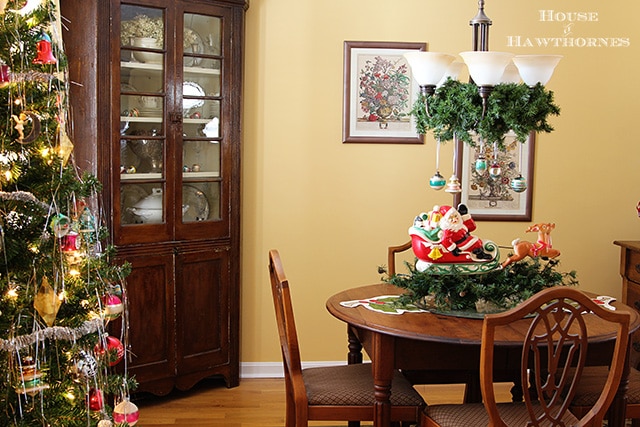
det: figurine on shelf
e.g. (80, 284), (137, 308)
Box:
(501, 222), (561, 268)
(409, 204), (499, 273)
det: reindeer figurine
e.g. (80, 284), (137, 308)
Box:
(501, 223), (561, 268)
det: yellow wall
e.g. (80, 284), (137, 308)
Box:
(241, 0), (640, 363)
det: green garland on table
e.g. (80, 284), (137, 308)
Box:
(385, 258), (578, 312)
(411, 79), (561, 150)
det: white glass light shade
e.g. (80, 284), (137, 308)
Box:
(500, 62), (521, 84)
(512, 55), (562, 86)
(459, 51), (514, 86)
(437, 61), (465, 87)
(403, 52), (456, 87)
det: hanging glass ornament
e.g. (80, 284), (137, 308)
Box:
(510, 174), (527, 193)
(15, 356), (50, 395)
(489, 162), (502, 179)
(429, 171), (446, 190)
(97, 420), (114, 427)
(444, 174), (461, 193)
(33, 32), (57, 65)
(113, 399), (140, 426)
(475, 153), (487, 174)
(475, 139), (487, 173)
(94, 335), (125, 367)
(71, 350), (98, 381)
(429, 139), (446, 190)
(33, 276), (62, 326)
(50, 213), (71, 238)
(103, 294), (124, 321)
(88, 388), (104, 411)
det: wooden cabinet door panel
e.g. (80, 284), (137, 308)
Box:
(121, 252), (176, 389)
(175, 248), (230, 376)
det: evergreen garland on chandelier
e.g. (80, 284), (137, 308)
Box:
(411, 79), (560, 150)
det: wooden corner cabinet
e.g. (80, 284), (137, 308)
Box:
(62, 0), (247, 395)
(614, 240), (640, 368)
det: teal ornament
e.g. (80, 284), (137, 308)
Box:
(429, 171), (446, 190)
(510, 175), (527, 193)
(475, 155), (488, 174)
(489, 162), (502, 179)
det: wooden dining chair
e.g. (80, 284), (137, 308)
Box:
(421, 286), (631, 427)
(268, 249), (425, 427)
(387, 241), (413, 276)
(565, 365), (640, 426)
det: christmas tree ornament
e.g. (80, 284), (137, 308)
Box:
(12, 111), (41, 144)
(94, 335), (125, 366)
(488, 162), (502, 179)
(97, 420), (113, 427)
(87, 388), (104, 411)
(429, 171), (446, 190)
(60, 231), (79, 251)
(429, 140), (446, 190)
(510, 174), (527, 193)
(71, 350), (98, 380)
(113, 399), (139, 426)
(33, 32), (57, 65)
(33, 276), (62, 326)
(57, 126), (74, 165)
(103, 294), (124, 321)
(0, 63), (10, 87)
(444, 174), (461, 193)
(15, 356), (50, 395)
(50, 213), (70, 237)
(475, 152), (487, 174)
(13, 0), (43, 15)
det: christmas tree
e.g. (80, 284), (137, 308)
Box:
(0, 1), (137, 426)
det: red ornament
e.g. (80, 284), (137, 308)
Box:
(33, 32), (57, 65)
(88, 388), (104, 411)
(94, 335), (125, 366)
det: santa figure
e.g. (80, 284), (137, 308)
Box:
(439, 204), (493, 260)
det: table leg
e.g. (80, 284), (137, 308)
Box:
(347, 326), (363, 364)
(372, 332), (394, 427)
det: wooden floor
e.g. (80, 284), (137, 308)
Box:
(134, 377), (514, 426)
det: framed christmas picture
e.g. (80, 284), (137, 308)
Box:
(342, 41), (426, 144)
(453, 132), (535, 221)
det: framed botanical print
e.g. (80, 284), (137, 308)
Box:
(342, 41), (426, 144)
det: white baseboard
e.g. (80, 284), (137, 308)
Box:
(240, 361), (365, 378)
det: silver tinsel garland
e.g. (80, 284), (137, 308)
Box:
(0, 190), (49, 210)
(0, 318), (103, 352)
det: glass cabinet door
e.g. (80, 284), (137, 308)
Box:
(114, 2), (231, 243)
(181, 12), (222, 224)
(119, 5), (167, 226)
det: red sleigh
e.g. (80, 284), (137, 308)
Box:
(408, 226), (500, 274)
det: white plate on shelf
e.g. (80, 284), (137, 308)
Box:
(183, 185), (210, 222)
(183, 82), (205, 111)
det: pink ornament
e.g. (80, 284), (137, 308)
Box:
(103, 294), (123, 320)
(113, 400), (139, 426)
(94, 335), (125, 366)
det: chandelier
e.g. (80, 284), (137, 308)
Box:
(403, 0), (561, 194)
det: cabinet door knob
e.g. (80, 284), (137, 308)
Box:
(170, 112), (183, 124)
(635, 264), (640, 274)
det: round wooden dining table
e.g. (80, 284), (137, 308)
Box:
(326, 283), (640, 427)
